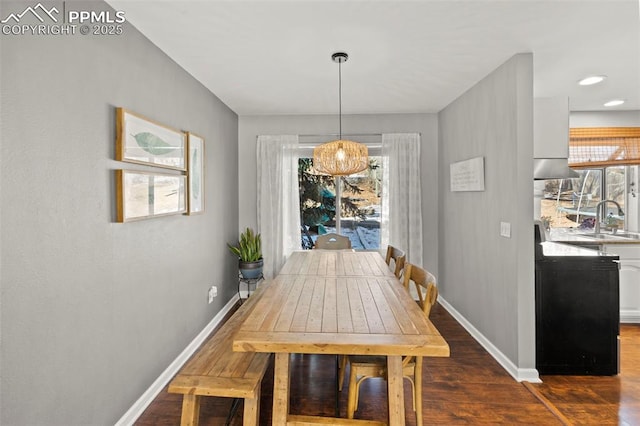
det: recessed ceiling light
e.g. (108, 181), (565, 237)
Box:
(578, 75), (606, 86)
(604, 99), (625, 107)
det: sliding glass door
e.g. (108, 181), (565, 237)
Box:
(298, 156), (382, 250)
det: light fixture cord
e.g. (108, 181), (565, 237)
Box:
(336, 56), (343, 234)
(338, 58), (342, 139)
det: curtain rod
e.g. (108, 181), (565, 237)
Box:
(300, 132), (422, 137)
(299, 133), (383, 138)
(256, 133), (421, 138)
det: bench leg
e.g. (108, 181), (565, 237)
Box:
(243, 386), (261, 426)
(180, 394), (201, 426)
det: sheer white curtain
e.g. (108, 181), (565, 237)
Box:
(380, 133), (423, 266)
(257, 135), (301, 279)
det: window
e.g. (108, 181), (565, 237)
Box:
(544, 127), (640, 231)
(298, 156), (382, 250)
(605, 166), (625, 210)
(569, 127), (640, 168)
(541, 166), (627, 229)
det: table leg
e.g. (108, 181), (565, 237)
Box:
(335, 354), (340, 417)
(387, 355), (405, 425)
(273, 353), (291, 425)
(180, 394), (200, 426)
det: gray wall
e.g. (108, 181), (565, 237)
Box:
(238, 113), (439, 274)
(0, 3), (239, 425)
(438, 54), (535, 369)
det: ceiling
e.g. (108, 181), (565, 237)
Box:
(106, 0), (639, 116)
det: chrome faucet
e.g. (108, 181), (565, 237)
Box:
(594, 199), (625, 234)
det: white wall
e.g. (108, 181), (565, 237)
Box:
(438, 54), (536, 376)
(238, 113), (439, 274)
(570, 110), (640, 127)
(0, 3), (239, 424)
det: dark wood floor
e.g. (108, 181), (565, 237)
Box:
(135, 303), (640, 425)
(531, 323), (640, 426)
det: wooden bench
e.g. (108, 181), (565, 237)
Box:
(168, 282), (272, 426)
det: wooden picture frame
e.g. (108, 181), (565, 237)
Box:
(116, 170), (187, 222)
(116, 108), (186, 171)
(186, 132), (205, 214)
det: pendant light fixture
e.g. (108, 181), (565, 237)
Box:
(313, 52), (368, 176)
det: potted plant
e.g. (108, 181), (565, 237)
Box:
(227, 227), (264, 279)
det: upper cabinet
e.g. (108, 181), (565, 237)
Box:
(534, 97), (578, 180)
(534, 97), (570, 159)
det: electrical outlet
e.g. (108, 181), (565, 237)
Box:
(208, 286), (218, 304)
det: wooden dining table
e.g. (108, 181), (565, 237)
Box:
(233, 250), (450, 425)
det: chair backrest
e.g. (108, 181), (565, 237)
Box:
(402, 263), (438, 317)
(314, 233), (352, 250)
(384, 245), (406, 279)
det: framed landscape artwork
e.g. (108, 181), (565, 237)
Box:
(186, 132), (205, 214)
(116, 170), (187, 222)
(116, 108), (186, 171)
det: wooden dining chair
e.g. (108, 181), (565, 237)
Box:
(384, 245), (406, 278)
(314, 232), (352, 250)
(342, 263), (438, 426)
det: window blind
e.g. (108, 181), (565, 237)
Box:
(569, 127), (640, 168)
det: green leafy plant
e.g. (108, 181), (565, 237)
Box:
(227, 228), (262, 262)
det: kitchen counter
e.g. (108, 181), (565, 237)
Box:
(543, 228), (640, 323)
(548, 228), (640, 245)
(535, 223), (620, 375)
(540, 241), (610, 257)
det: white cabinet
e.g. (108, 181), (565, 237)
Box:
(533, 97), (577, 180)
(603, 244), (640, 323)
(534, 97), (570, 159)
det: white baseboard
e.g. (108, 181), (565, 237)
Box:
(621, 309), (640, 323)
(438, 297), (541, 383)
(115, 294), (240, 426)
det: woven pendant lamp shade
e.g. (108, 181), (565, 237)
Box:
(313, 140), (368, 176)
(313, 52), (368, 176)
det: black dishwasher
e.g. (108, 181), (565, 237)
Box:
(535, 224), (620, 375)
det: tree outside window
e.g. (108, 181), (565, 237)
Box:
(298, 157), (381, 249)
